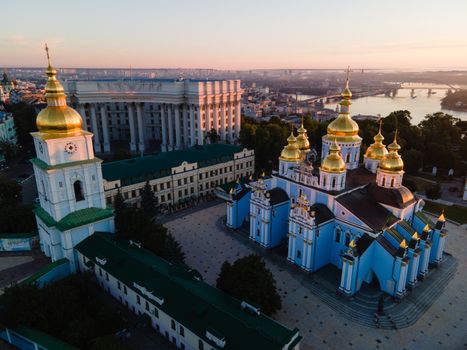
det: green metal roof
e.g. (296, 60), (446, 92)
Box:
(20, 258), (69, 286)
(102, 144), (244, 186)
(75, 233), (299, 350)
(30, 157), (102, 172)
(34, 207), (114, 231)
(13, 325), (78, 350)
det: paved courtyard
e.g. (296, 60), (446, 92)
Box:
(0, 251), (49, 293)
(165, 203), (467, 350)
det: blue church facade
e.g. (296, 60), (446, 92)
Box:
(221, 78), (448, 300)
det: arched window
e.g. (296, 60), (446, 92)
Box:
(73, 180), (84, 201)
(390, 178), (395, 187)
(323, 176), (326, 187)
(332, 178), (336, 188)
(335, 228), (341, 243)
(346, 153), (350, 162)
(297, 250), (301, 258)
(382, 177), (386, 187)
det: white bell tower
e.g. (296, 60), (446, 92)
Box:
(31, 45), (114, 271)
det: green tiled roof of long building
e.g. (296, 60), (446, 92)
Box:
(75, 233), (300, 350)
(12, 326), (79, 350)
(102, 144), (244, 186)
(34, 207), (114, 231)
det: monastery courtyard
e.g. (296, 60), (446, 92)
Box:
(165, 201), (467, 350)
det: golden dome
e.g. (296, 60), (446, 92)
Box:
(279, 130), (301, 162)
(379, 131), (404, 173)
(36, 44), (83, 136)
(324, 76), (361, 143)
(296, 117), (310, 152)
(437, 210), (446, 222)
(321, 139), (346, 173)
(365, 120), (388, 160)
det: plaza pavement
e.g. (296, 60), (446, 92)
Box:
(165, 203), (467, 350)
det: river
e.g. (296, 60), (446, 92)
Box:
(325, 89), (467, 125)
(295, 89), (467, 125)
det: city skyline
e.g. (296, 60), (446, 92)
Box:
(2, 0), (467, 70)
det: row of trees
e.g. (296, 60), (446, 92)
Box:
(0, 273), (130, 349)
(113, 182), (185, 264)
(240, 111), (467, 176)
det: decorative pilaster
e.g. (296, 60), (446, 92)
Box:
(235, 100), (241, 141)
(197, 104), (204, 145)
(182, 104), (189, 147)
(128, 103), (137, 152)
(160, 104), (167, 151)
(228, 101), (233, 141)
(190, 104), (196, 146)
(90, 104), (101, 153)
(175, 104), (181, 149)
(78, 104), (88, 130)
(167, 105), (174, 150)
(99, 104), (110, 152)
(220, 101), (226, 141)
(136, 103), (145, 153)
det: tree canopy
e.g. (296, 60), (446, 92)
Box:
(216, 254), (282, 316)
(240, 109), (466, 176)
(0, 274), (127, 349)
(0, 174), (36, 233)
(5, 102), (37, 152)
(115, 206), (184, 264)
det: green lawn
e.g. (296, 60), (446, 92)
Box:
(423, 200), (467, 224)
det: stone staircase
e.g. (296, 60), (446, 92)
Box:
(297, 254), (458, 329)
(223, 220), (459, 329)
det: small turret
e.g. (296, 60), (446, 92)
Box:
(319, 138), (346, 191)
(376, 130), (404, 189)
(364, 120), (388, 173)
(279, 127), (301, 176)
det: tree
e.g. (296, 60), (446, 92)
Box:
(0, 174), (22, 206)
(216, 261), (232, 291)
(402, 178), (417, 193)
(216, 254), (282, 316)
(140, 181), (156, 216)
(0, 139), (19, 162)
(401, 149), (423, 175)
(426, 184), (442, 200)
(6, 102), (37, 152)
(0, 204), (36, 233)
(207, 129), (220, 144)
(163, 233), (185, 264)
(114, 206), (184, 264)
(112, 148), (132, 161)
(113, 190), (126, 213)
(0, 274), (126, 349)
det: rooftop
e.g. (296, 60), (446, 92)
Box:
(102, 144), (244, 186)
(336, 185), (399, 231)
(34, 206), (114, 231)
(75, 233), (299, 350)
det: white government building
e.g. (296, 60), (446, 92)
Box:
(65, 79), (243, 153)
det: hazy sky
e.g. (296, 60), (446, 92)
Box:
(2, 0), (467, 70)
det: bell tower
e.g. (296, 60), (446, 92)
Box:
(31, 45), (114, 271)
